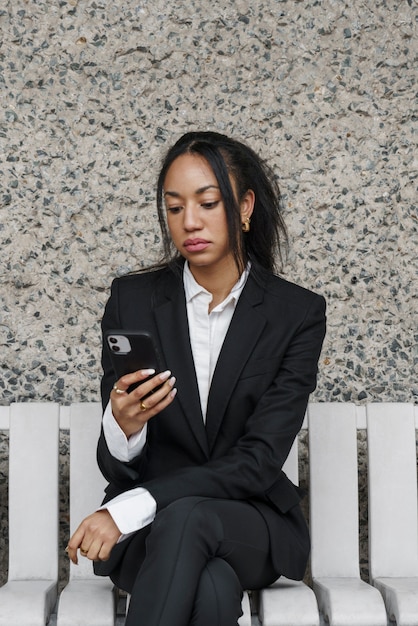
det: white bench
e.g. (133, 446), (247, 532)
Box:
(0, 402), (417, 626)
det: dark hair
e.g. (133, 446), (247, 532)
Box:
(156, 131), (288, 275)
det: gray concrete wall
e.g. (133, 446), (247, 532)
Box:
(1, 0), (416, 587)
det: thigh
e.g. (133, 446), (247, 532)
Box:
(198, 498), (278, 590)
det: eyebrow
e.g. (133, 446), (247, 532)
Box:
(164, 185), (220, 197)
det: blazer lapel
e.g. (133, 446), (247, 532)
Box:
(205, 272), (267, 451)
(153, 270), (210, 458)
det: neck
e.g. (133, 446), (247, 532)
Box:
(189, 260), (242, 310)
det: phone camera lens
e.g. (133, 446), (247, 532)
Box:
(111, 345), (120, 352)
(109, 337), (117, 344)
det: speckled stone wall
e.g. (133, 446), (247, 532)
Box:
(1, 0), (416, 588)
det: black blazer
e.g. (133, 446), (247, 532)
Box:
(96, 263), (326, 581)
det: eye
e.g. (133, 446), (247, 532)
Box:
(201, 201), (219, 209)
(166, 206), (183, 214)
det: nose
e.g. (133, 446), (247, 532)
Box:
(182, 204), (203, 232)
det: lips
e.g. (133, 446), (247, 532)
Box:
(183, 238), (210, 252)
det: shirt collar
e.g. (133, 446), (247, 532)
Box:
(183, 261), (250, 309)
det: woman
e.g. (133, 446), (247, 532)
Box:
(67, 131), (326, 626)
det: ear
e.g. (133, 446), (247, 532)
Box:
(240, 189), (255, 221)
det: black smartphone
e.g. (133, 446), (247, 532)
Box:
(105, 330), (162, 393)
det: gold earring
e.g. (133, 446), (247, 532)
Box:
(242, 218), (251, 233)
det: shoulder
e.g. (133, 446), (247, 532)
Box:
(250, 266), (325, 306)
(265, 273), (325, 306)
(110, 265), (178, 296)
(247, 268), (326, 326)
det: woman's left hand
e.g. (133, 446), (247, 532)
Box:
(66, 510), (121, 564)
(111, 369), (177, 438)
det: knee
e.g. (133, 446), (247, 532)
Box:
(192, 558), (243, 626)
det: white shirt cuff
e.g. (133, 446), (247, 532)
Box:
(99, 487), (157, 537)
(102, 401), (148, 462)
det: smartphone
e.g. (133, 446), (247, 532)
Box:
(105, 330), (162, 393)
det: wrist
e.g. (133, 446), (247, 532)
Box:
(127, 423), (145, 439)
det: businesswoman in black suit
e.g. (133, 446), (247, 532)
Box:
(67, 131), (326, 626)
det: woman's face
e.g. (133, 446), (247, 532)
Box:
(163, 153), (235, 274)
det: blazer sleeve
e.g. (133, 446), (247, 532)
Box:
(97, 277), (151, 492)
(142, 291), (326, 511)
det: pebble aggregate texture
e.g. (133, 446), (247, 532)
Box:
(0, 0), (417, 587)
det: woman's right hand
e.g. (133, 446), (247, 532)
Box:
(111, 369), (177, 438)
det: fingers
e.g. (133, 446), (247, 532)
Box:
(75, 537), (112, 562)
(111, 368), (156, 395)
(137, 376), (177, 415)
(111, 369), (175, 400)
(136, 370), (176, 408)
(66, 538), (106, 564)
(110, 369), (177, 438)
(66, 517), (92, 565)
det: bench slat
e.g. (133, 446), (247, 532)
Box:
(259, 578), (320, 626)
(259, 434), (320, 626)
(367, 402), (418, 625)
(308, 403), (387, 626)
(57, 402), (116, 626)
(0, 403), (60, 626)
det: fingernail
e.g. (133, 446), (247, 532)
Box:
(142, 369), (155, 375)
(159, 370), (171, 381)
(170, 388), (177, 399)
(168, 376), (176, 387)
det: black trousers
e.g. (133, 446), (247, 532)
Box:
(109, 496), (279, 626)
